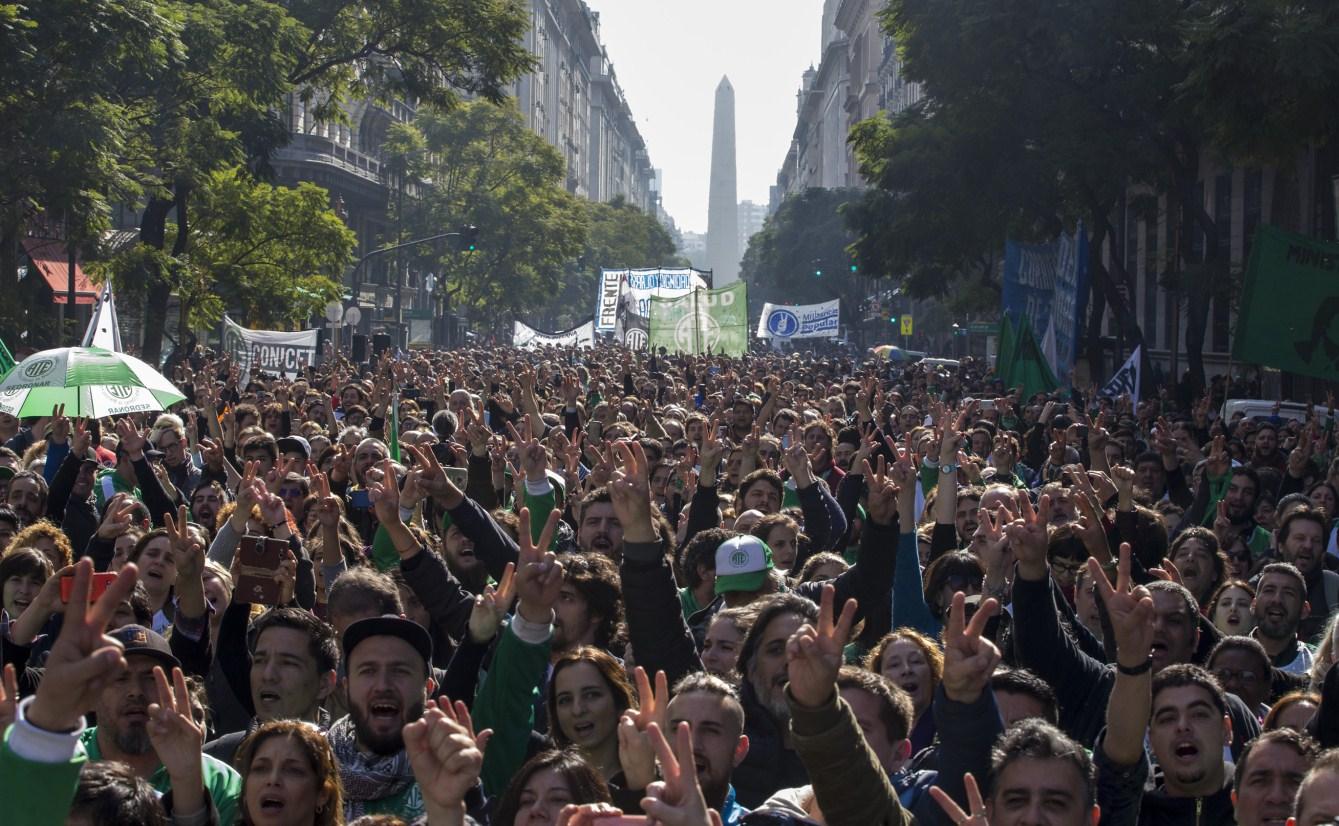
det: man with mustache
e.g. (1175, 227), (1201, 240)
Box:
(327, 614), (436, 821)
(1249, 563), (1315, 675)
(1273, 508), (1338, 642)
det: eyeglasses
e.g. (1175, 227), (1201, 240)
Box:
(278, 487), (304, 498)
(1212, 667), (1259, 683)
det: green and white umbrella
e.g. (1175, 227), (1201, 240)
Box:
(0, 347), (185, 418)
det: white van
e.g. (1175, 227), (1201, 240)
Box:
(1220, 399), (1335, 424)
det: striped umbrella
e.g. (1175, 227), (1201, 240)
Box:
(0, 347), (185, 418)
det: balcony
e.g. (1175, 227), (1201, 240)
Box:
(274, 133), (385, 186)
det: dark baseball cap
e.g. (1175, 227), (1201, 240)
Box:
(276, 435), (311, 460)
(342, 615), (433, 669)
(109, 624), (181, 670)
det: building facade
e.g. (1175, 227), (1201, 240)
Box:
(738, 200), (768, 257)
(513, 0), (657, 213)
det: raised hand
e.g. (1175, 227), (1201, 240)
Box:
(786, 584), (857, 708)
(941, 592), (1001, 703)
(513, 507), (564, 624)
(311, 470), (342, 529)
(970, 507), (1013, 589)
(929, 772), (991, 826)
(115, 418), (146, 460)
(1005, 491), (1052, 581)
(26, 559), (139, 733)
(164, 505), (205, 586)
(862, 456), (901, 527)
(641, 721), (723, 826)
(608, 440), (655, 544)
(468, 562), (515, 644)
(1089, 542), (1154, 669)
(147, 665), (206, 814)
(783, 426), (815, 489)
(618, 667), (671, 791)
(367, 458), (402, 526)
(403, 697), (492, 822)
(1206, 434), (1230, 477)
(97, 494), (139, 540)
(0, 664), (18, 732)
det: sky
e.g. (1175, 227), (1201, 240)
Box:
(586, 0), (823, 234)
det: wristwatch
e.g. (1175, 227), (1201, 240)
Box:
(940, 463), (960, 474)
(1116, 657), (1153, 676)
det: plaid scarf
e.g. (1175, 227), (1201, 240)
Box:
(327, 715), (416, 818)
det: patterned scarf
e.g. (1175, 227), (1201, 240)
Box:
(327, 715), (416, 818)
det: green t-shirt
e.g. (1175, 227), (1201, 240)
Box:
(82, 726), (242, 825)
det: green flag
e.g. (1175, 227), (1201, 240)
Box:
(388, 391), (400, 462)
(1004, 315), (1058, 400)
(996, 315), (1017, 386)
(649, 282), (749, 356)
(1235, 225), (1339, 380)
(0, 337), (13, 379)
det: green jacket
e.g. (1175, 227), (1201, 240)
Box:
(81, 726), (243, 825)
(1, 727), (84, 826)
(471, 619), (552, 798)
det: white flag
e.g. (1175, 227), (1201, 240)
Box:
(81, 285), (123, 352)
(1099, 346), (1141, 405)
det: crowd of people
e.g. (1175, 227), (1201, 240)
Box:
(0, 341), (1337, 826)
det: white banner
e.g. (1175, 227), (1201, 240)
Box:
(513, 319), (595, 350)
(595, 268), (708, 331)
(223, 316), (318, 380)
(756, 299), (840, 339)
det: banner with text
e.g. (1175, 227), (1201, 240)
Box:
(1002, 226), (1089, 386)
(755, 299), (840, 339)
(595, 268), (710, 331)
(223, 317), (318, 380)
(649, 282), (748, 356)
(1235, 225), (1339, 380)
(513, 319), (595, 350)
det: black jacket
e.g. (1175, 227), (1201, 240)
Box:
(734, 678), (810, 809)
(1095, 732), (1236, 826)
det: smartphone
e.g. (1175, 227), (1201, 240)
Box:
(236, 535), (288, 605)
(350, 489), (371, 509)
(61, 572), (117, 604)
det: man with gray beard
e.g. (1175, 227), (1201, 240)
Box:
(730, 592), (818, 807)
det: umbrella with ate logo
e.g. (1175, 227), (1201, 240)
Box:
(0, 347), (185, 418)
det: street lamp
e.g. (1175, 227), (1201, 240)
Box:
(347, 227), (477, 340)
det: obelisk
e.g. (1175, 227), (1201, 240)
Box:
(707, 76), (739, 286)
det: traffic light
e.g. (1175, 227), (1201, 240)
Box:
(850, 264), (858, 273)
(812, 258), (822, 278)
(457, 225), (479, 252)
(888, 315), (898, 325)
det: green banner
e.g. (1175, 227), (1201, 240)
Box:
(648, 282), (749, 356)
(1236, 225), (1339, 380)
(0, 338), (13, 380)
(1001, 314), (1058, 400)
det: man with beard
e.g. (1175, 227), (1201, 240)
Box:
(6, 469), (46, 527)
(80, 624), (243, 823)
(551, 552), (622, 658)
(661, 673), (751, 824)
(832, 427), (861, 474)
(1189, 459), (1272, 559)
(1250, 563), (1316, 675)
(189, 480), (226, 539)
(1011, 505), (1261, 752)
(730, 592), (817, 807)
(1250, 423), (1288, 473)
(1231, 728), (1318, 826)
(577, 488), (625, 560)
(330, 614), (436, 820)
(1273, 508), (1339, 642)
(204, 607), (339, 765)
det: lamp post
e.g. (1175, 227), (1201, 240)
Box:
(347, 228), (476, 338)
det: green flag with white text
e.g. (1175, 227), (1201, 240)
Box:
(0, 338), (13, 380)
(648, 282), (748, 356)
(1235, 225), (1339, 380)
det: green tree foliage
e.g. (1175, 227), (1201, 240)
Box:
(851, 0), (1290, 389)
(542, 197), (685, 330)
(186, 168), (355, 328)
(0, 0), (180, 339)
(740, 188), (871, 334)
(389, 101), (588, 338)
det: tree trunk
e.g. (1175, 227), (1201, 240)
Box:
(139, 196), (174, 365)
(0, 205), (26, 344)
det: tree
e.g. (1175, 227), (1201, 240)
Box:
(0, 0), (179, 341)
(119, 0), (535, 363)
(541, 197), (686, 330)
(389, 101), (588, 339)
(740, 188), (874, 341)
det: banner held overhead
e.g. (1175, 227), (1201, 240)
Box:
(1235, 225), (1339, 381)
(223, 317), (319, 381)
(513, 319), (595, 349)
(756, 300), (840, 339)
(649, 282), (748, 356)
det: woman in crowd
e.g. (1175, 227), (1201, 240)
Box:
(866, 628), (943, 752)
(700, 605), (757, 681)
(547, 647), (637, 783)
(1168, 527), (1227, 610)
(492, 750), (613, 826)
(1210, 580), (1257, 637)
(234, 720), (344, 825)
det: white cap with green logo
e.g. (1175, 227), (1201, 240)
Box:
(714, 535), (775, 595)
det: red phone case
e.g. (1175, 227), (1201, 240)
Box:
(60, 572), (116, 604)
